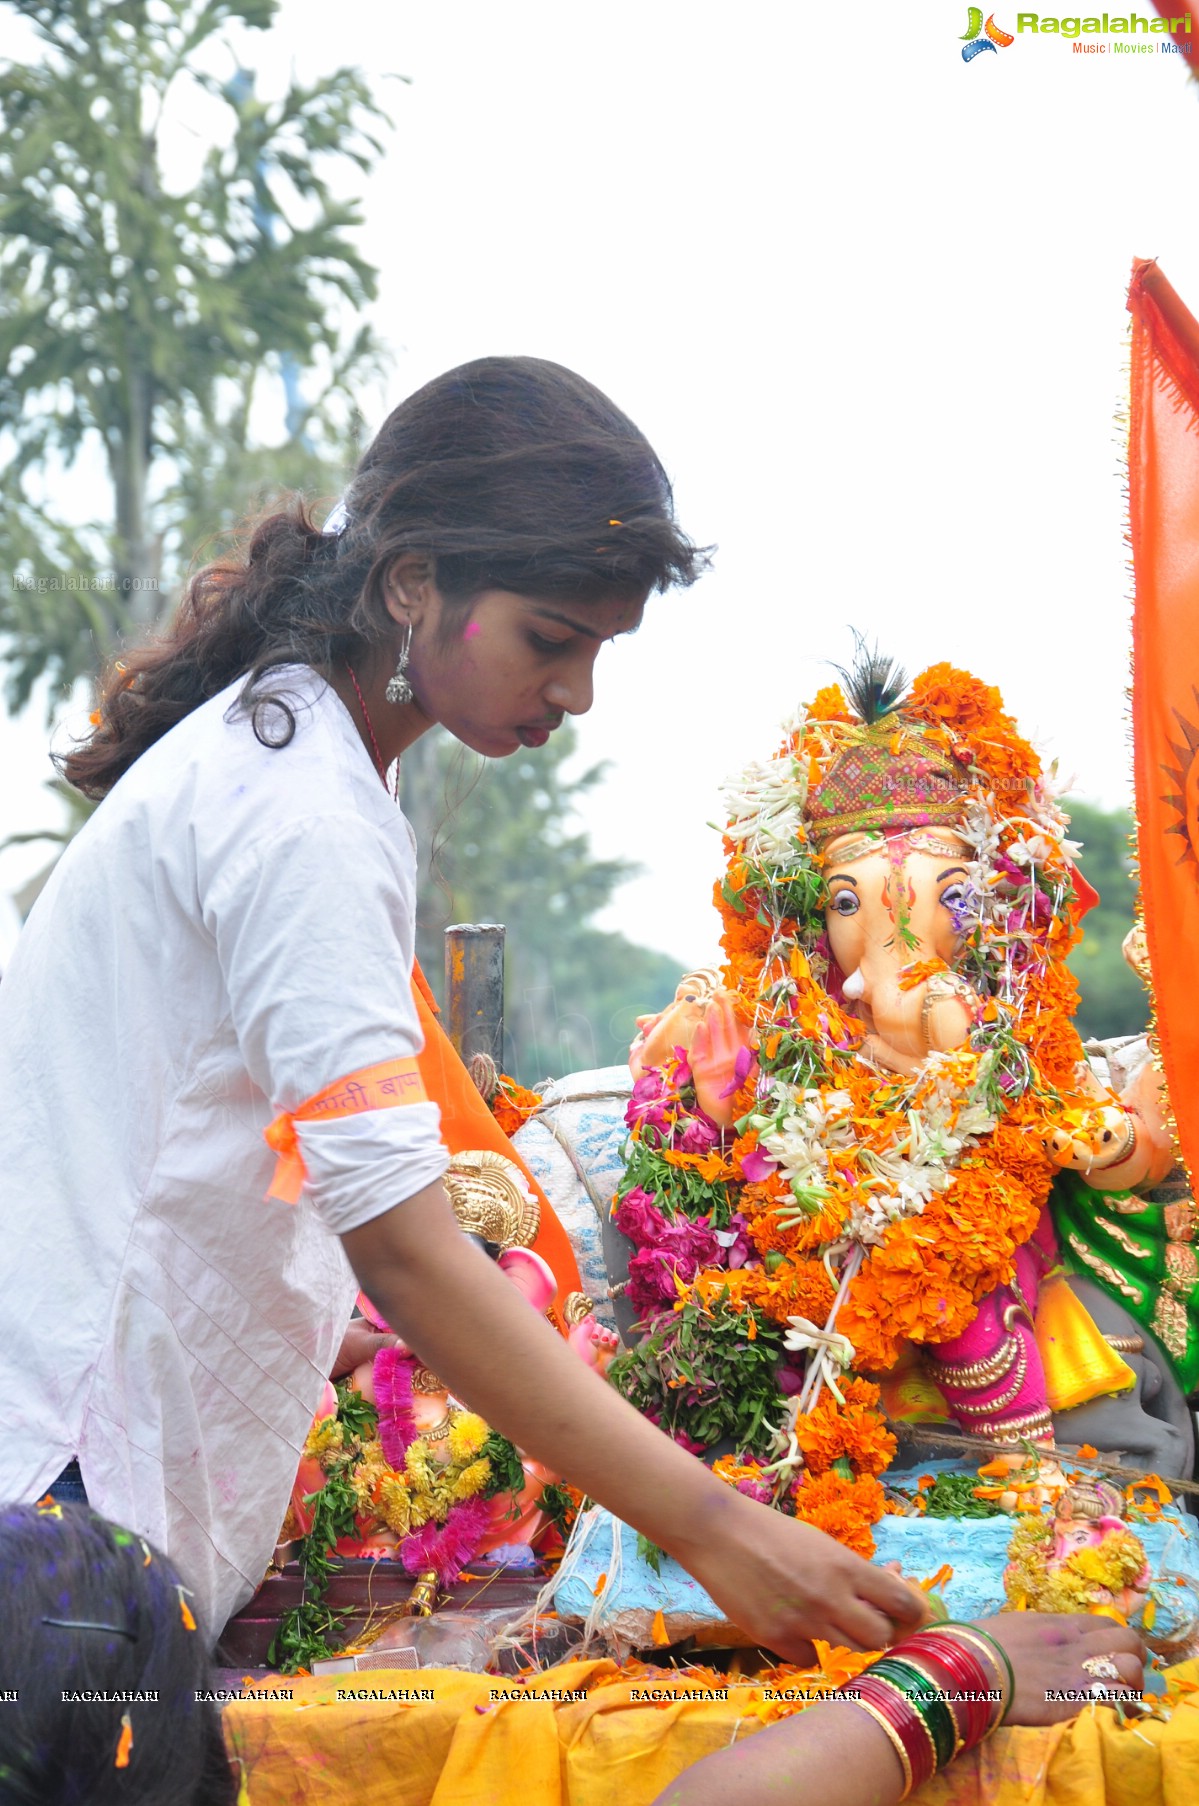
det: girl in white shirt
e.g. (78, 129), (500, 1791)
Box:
(0, 356), (924, 1653)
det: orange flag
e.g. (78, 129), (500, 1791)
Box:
(1127, 258), (1199, 1189)
(408, 961), (583, 1313)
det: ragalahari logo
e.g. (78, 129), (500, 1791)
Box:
(961, 8), (1016, 58)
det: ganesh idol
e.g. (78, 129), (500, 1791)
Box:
(611, 646), (1191, 1515)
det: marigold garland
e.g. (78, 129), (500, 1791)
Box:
(489, 1073), (544, 1138)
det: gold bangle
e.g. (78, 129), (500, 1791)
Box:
(973, 1406), (1054, 1443)
(849, 1698), (913, 1799)
(949, 1349), (1029, 1417)
(1099, 1113), (1138, 1170)
(925, 1333), (1020, 1391)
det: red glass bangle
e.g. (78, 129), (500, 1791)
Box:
(936, 1624), (1014, 1722)
(880, 1645), (991, 1751)
(903, 1629), (1006, 1735)
(866, 1659), (959, 1768)
(903, 1631), (1001, 1703)
(898, 1630), (999, 1729)
(853, 1675), (938, 1795)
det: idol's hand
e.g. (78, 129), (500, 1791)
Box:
(329, 1315), (398, 1380)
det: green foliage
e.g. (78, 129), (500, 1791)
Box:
(268, 1377), (380, 1672)
(266, 1468), (355, 1672)
(1064, 798), (1150, 1042)
(480, 1431), (526, 1502)
(536, 1481), (581, 1540)
(607, 1298), (787, 1457)
(402, 724), (688, 1085)
(332, 1375), (379, 1445)
(618, 1137), (736, 1228)
(635, 1532), (664, 1574)
(914, 1470), (1003, 1519)
(0, 0), (389, 712)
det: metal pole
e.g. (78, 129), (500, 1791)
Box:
(444, 924), (505, 1068)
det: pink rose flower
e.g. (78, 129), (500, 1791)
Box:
(614, 1187), (669, 1246)
(626, 1070), (674, 1135)
(678, 1113), (719, 1154)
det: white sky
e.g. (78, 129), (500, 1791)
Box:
(3, 3), (1198, 968)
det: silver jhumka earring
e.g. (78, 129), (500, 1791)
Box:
(386, 623), (414, 705)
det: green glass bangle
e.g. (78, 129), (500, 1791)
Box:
(867, 1658), (958, 1769)
(940, 1622), (1015, 1725)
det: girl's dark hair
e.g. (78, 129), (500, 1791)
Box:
(62, 356), (707, 798)
(0, 1503), (236, 1805)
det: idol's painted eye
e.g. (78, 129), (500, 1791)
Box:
(830, 891), (860, 917)
(940, 882), (967, 911)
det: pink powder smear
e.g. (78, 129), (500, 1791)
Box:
(462, 622), (481, 639)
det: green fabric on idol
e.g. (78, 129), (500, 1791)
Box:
(1052, 1168), (1199, 1395)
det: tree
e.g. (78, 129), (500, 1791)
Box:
(1065, 796), (1150, 1042)
(0, 0), (388, 713)
(402, 726), (688, 1085)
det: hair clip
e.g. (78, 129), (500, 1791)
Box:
(42, 1616), (138, 1642)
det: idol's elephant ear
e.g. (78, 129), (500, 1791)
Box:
(1053, 1276), (1196, 1481)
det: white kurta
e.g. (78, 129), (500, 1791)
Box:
(0, 667), (449, 1634)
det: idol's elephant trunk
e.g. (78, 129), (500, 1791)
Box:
(843, 954), (976, 1074)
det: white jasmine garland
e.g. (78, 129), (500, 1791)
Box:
(720, 753), (808, 868)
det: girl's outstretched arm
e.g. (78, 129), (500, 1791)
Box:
(341, 1182), (926, 1659)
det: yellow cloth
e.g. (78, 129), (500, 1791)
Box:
(878, 1340), (951, 1425)
(223, 1658), (1199, 1806)
(1034, 1273), (1137, 1413)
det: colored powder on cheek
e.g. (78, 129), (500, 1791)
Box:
(462, 623), (481, 640)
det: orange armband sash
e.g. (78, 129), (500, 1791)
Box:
(263, 1057), (428, 1205)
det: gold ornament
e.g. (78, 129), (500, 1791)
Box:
(561, 1291), (596, 1327)
(444, 1149), (541, 1250)
(406, 1569), (439, 1618)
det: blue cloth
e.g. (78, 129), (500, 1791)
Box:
(48, 1460), (88, 1505)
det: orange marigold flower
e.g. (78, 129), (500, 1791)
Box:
(806, 683), (853, 723)
(793, 1383), (896, 1480)
(490, 1075), (543, 1138)
(790, 1471), (886, 1557)
(897, 957), (950, 992)
(738, 1259), (838, 1329)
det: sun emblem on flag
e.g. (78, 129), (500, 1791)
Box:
(1161, 694), (1199, 869)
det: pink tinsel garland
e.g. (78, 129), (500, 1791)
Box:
(371, 1345), (494, 1582)
(400, 1495), (493, 1582)
(372, 1345), (418, 1469)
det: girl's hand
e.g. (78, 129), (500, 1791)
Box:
(969, 1612), (1146, 1726)
(685, 1493), (930, 1657)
